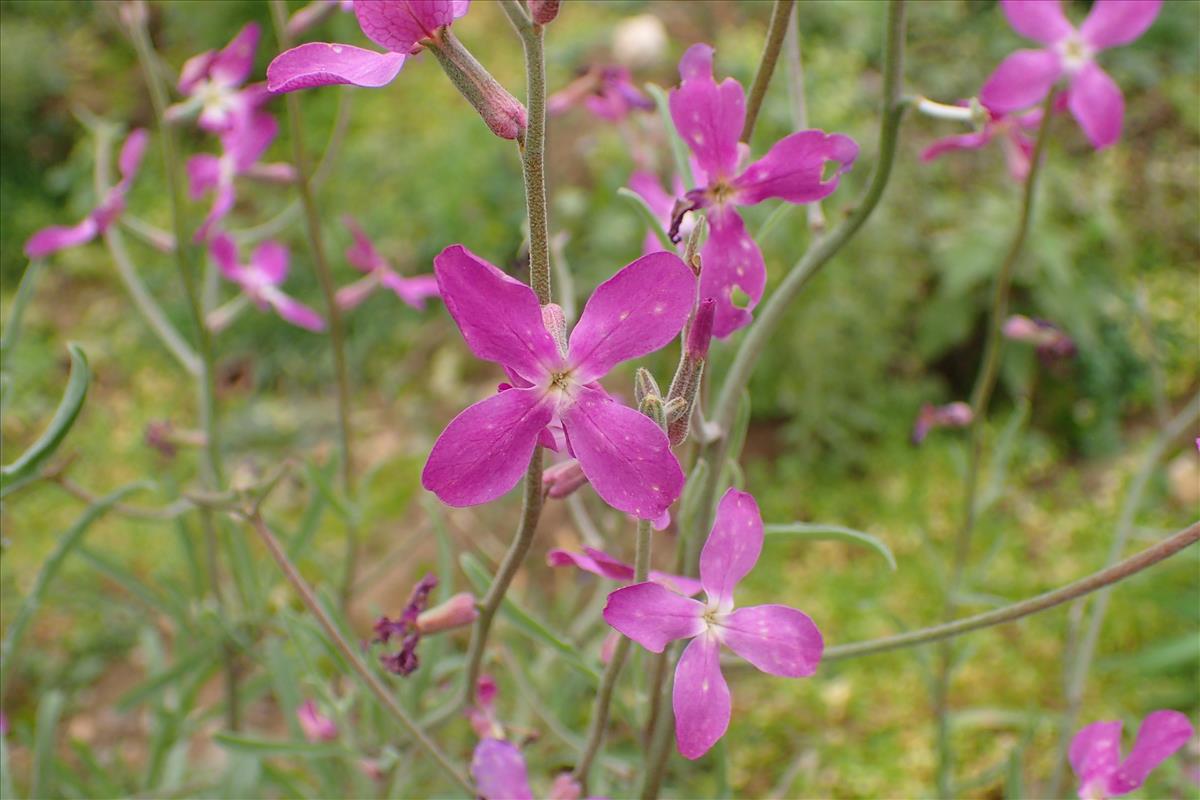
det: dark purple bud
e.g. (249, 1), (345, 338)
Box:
(373, 573), (439, 676)
(530, 0), (560, 25)
(687, 299), (715, 360)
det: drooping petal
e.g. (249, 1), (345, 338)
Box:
(1070, 720), (1123, 796)
(116, 129), (149, 187)
(422, 387), (554, 507)
(265, 287), (327, 332)
(1079, 0), (1162, 50)
(210, 22), (261, 87)
(267, 42), (407, 93)
(672, 633), (730, 760)
(1107, 710), (1194, 795)
(380, 271), (440, 309)
(194, 181), (237, 243)
(24, 218), (101, 259)
(548, 547), (704, 596)
(1067, 62), (1124, 149)
(225, 111), (279, 173)
(731, 130), (859, 206)
(343, 215), (387, 272)
(979, 49), (1064, 113)
(567, 251), (694, 383)
(602, 582), (705, 652)
(252, 241), (290, 285)
(699, 487), (763, 608)
(562, 385), (684, 520)
(920, 130), (993, 163)
(208, 233), (244, 283)
(1000, 0), (1074, 45)
(700, 207), (765, 339)
(434, 244), (561, 382)
(669, 44), (745, 181)
(355, 0), (470, 54)
(470, 738), (533, 800)
(717, 604), (823, 678)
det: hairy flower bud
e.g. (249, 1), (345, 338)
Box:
(665, 298), (715, 446)
(529, 0), (560, 25)
(639, 394), (667, 430)
(686, 298), (715, 360)
(428, 30), (527, 141)
(543, 459), (588, 499)
(634, 367), (661, 406)
(416, 592), (479, 634)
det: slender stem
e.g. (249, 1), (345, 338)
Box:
(783, 11), (825, 232)
(573, 519), (652, 791)
(242, 511), (474, 794)
(933, 90), (1056, 799)
(48, 475), (191, 520)
(741, 0), (795, 143)
(1047, 395), (1200, 796)
(639, 641), (679, 800)
(202, 509), (239, 730)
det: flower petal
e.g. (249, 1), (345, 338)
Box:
(562, 385), (684, 520)
(209, 233), (243, 283)
(602, 582), (705, 652)
(422, 387), (554, 507)
(669, 44), (744, 181)
(343, 215), (387, 272)
(470, 738), (533, 800)
(194, 181), (236, 243)
(252, 241), (290, 285)
(1067, 62), (1124, 149)
(979, 49), (1063, 113)
(1070, 720), (1123, 794)
(718, 604), (823, 677)
(336, 274), (379, 310)
(673, 633), (730, 760)
(355, 0), (470, 53)
(1108, 710), (1194, 795)
(920, 130), (992, 163)
(210, 22), (260, 87)
(225, 111), (279, 173)
(567, 251), (694, 383)
(24, 218), (101, 259)
(628, 169), (675, 224)
(186, 154), (222, 199)
(701, 207), (765, 339)
(267, 42), (406, 93)
(1000, 0), (1074, 45)
(117, 129), (149, 188)
(265, 288), (327, 332)
(548, 547), (704, 596)
(731, 130), (858, 206)
(1079, 0), (1162, 50)
(380, 271), (440, 309)
(434, 244), (561, 381)
(700, 488), (763, 608)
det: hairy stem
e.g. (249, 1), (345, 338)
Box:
(574, 519), (652, 791)
(933, 90), (1056, 799)
(741, 0), (795, 143)
(242, 511), (474, 794)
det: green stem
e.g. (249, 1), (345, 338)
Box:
(783, 10), (825, 232)
(933, 89), (1056, 799)
(573, 518), (652, 791)
(740, 0), (795, 144)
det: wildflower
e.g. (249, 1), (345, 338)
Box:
(169, 23), (264, 133)
(1002, 314), (1076, 361)
(980, 0), (1162, 149)
(24, 129), (148, 259)
(922, 106), (1043, 181)
(208, 234), (325, 331)
(548, 65), (654, 123)
(296, 699), (339, 742)
(467, 674), (502, 739)
(415, 591), (478, 634)
(1071, 709), (1194, 799)
(421, 246), (694, 520)
(669, 44), (858, 337)
(911, 401), (973, 445)
(373, 573), (438, 676)
(547, 546), (702, 596)
(472, 738), (534, 800)
(603, 488), (823, 759)
(336, 216), (440, 310)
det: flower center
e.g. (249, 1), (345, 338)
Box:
(1058, 35), (1092, 73)
(549, 370), (575, 391)
(709, 180), (737, 206)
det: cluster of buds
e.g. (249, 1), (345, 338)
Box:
(372, 575), (477, 676)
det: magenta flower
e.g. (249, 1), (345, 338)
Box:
(471, 739), (534, 800)
(1002, 314), (1076, 361)
(1071, 710), (1194, 799)
(548, 65), (654, 122)
(922, 106), (1043, 181)
(421, 246), (694, 520)
(415, 591), (478, 634)
(911, 401), (973, 445)
(24, 129), (148, 259)
(171, 23), (263, 133)
(372, 573), (438, 676)
(980, 0), (1162, 149)
(209, 234), (325, 332)
(669, 44), (858, 338)
(336, 216), (440, 310)
(604, 488), (823, 759)
(547, 546), (703, 597)
(296, 699), (339, 743)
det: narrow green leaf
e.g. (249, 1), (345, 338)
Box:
(645, 82), (695, 191)
(616, 187), (674, 251)
(31, 690), (65, 800)
(1, 343), (91, 497)
(213, 732), (351, 759)
(117, 646), (219, 711)
(77, 545), (187, 623)
(763, 522), (898, 571)
(305, 459), (354, 525)
(0, 260), (44, 359)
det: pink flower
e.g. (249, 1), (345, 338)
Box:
(1002, 314), (1076, 361)
(1071, 710), (1194, 799)
(547, 546), (703, 597)
(911, 401), (973, 445)
(296, 699), (339, 742)
(472, 738), (534, 800)
(980, 0), (1162, 149)
(415, 591), (478, 634)
(209, 234), (325, 331)
(922, 106), (1043, 181)
(24, 129), (148, 259)
(171, 23), (264, 134)
(669, 44), (858, 338)
(603, 488), (823, 759)
(336, 216), (440, 310)
(467, 674), (502, 739)
(421, 246), (694, 520)
(548, 65), (654, 123)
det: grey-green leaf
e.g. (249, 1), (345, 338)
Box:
(763, 522), (898, 571)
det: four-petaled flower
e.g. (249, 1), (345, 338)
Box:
(1070, 709), (1194, 799)
(25, 129), (148, 259)
(980, 0), (1162, 149)
(171, 23), (264, 133)
(603, 487), (823, 759)
(421, 245), (694, 520)
(922, 106), (1043, 181)
(336, 216), (440, 310)
(548, 65), (654, 122)
(209, 234), (325, 332)
(669, 43), (858, 338)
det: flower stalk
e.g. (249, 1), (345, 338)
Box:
(741, 0), (795, 143)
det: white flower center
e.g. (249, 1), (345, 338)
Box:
(1057, 34), (1093, 74)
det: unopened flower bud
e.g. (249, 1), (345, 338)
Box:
(297, 700), (338, 742)
(911, 401), (973, 445)
(529, 0), (560, 25)
(664, 396), (689, 423)
(686, 298), (715, 360)
(1002, 314), (1075, 362)
(428, 30), (527, 141)
(639, 393), (667, 430)
(543, 459), (588, 499)
(634, 367), (661, 406)
(665, 298), (714, 446)
(416, 592), (479, 634)
(549, 772), (583, 800)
